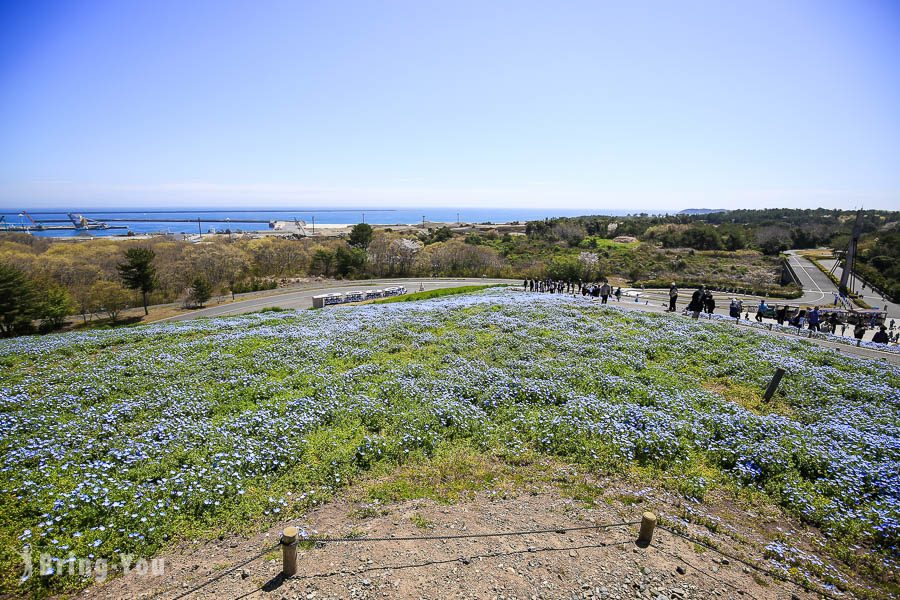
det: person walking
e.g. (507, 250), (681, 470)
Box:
(872, 326), (889, 344)
(668, 283), (678, 312)
(614, 287), (622, 301)
(756, 299), (768, 322)
(703, 290), (715, 316)
(828, 311), (838, 334)
(776, 305), (788, 326)
(688, 286), (704, 319)
(600, 281), (612, 304)
(853, 322), (866, 340)
(808, 306), (821, 332)
(729, 298), (740, 319)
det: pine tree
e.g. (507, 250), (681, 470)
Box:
(190, 276), (212, 308)
(348, 222), (374, 248)
(0, 263), (37, 336)
(117, 247), (157, 315)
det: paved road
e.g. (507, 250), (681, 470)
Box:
(786, 251), (896, 319)
(816, 258), (898, 317)
(630, 252), (834, 309)
(785, 250), (830, 305)
(154, 278), (520, 322)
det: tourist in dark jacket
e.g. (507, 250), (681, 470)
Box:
(703, 291), (715, 315)
(668, 284), (678, 312)
(686, 286), (703, 318)
(873, 326), (889, 344)
(776, 305), (787, 325)
(729, 298), (740, 319)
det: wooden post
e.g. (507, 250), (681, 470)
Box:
(281, 526), (299, 577)
(637, 512), (656, 546)
(763, 368), (785, 401)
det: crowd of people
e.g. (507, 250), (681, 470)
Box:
(681, 284), (897, 345)
(523, 279), (897, 346)
(523, 279), (623, 304)
(680, 284), (897, 345)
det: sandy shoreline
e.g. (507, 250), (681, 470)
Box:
(31, 220), (527, 240)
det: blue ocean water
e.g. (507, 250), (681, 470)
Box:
(0, 207), (647, 237)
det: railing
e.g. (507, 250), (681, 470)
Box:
(146, 511), (848, 600)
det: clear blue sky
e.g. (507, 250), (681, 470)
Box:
(1, 0), (898, 211)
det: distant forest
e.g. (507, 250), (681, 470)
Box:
(525, 208), (899, 299)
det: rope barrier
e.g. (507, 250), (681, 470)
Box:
(152, 519), (641, 600)
(654, 544), (757, 600)
(149, 517), (854, 600)
(233, 538), (638, 600)
(657, 525), (846, 600)
(153, 542), (279, 600)
(301, 519), (642, 544)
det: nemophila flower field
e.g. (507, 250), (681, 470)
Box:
(0, 288), (897, 593)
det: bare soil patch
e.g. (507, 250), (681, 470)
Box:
(76, 464), (868, 600)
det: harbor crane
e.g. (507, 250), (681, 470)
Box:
(67, 213), (111, 230)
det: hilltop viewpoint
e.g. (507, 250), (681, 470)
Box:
(1, 288), (897, 599)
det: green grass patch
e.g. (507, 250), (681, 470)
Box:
(371, 284), (505, 304)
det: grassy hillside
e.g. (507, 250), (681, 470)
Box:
(0, 289), (897, 595)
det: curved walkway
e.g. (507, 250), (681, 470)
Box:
(154, 278), (520, 322)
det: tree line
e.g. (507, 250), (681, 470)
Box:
(1, 209), (894, 336)
(525, 208), (898, 256)
(525, 209), (899, 295)
(0, 223), (508, 334)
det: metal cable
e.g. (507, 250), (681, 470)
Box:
(655, 543), (758, 600)
(153, 519), (641, 599)
(658, 525), (846, 600)
(305, 519), (642, 543)
(153, 542), (280, 600)
(234, 537), (637, 600)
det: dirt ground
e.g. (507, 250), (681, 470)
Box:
(75, 469), (863, 600)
